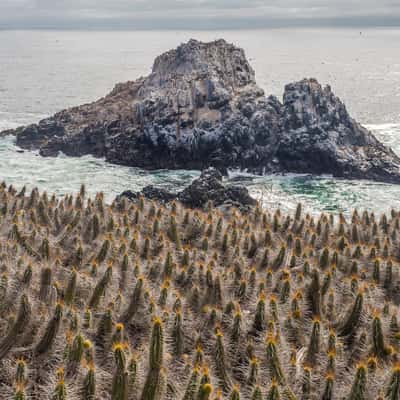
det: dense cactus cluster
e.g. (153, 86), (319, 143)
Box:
(3, 182), (400, 399)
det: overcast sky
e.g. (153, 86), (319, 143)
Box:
(0, 0), (399, 29)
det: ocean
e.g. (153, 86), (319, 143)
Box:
(0, 28), (400, 215)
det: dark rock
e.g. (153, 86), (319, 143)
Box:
(118, 190), (138, 201)
(228, 175), (255, 183)
(0, 129), (16, 138)
(177, 167), (256, 208)
(118, 167), (256, 209)
(141, 186), (177, 203)
(4, 39), (400, 184)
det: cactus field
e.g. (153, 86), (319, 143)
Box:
(1, 182), (400, 399)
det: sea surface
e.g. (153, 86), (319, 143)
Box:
(0, 28), (400, 215)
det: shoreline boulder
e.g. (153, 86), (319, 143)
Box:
(117, 167), (257, 209)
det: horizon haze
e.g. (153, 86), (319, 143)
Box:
(0, 0), (399, 30)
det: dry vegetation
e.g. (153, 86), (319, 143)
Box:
(1, 181), (400, 399)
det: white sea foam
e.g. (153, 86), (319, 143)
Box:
(1, 122), (400, 216)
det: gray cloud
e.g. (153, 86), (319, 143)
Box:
(0, 0), (399, 29)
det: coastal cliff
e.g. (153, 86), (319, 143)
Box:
(4, 38), (400, 183)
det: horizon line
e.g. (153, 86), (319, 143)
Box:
(1, 15), (399, 31)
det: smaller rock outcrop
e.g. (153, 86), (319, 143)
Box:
(277, 79), (400, 183)
(117, 167), (257, 209)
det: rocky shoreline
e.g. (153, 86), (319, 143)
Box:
(3, 39), (400, 183)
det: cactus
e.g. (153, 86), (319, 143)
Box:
(301, 366), (312, 400)
(35, 302), (63, 354)
(272, 245), (286, 270)
(322, 374), (334, 400)
(64, 268), (77, 306)
(168, 215), (182, 250)
(229, 386), (240, 400)
(266, 335), (285, 384)
(141, 318), (165, 400)
(39, 266), (52, 301)
(96, 307), (113, 346)
(120, 277), (143, 323)
(253, 294), (266, 332)
(111, 343), (129, 400)
(386, 365), (400, 400)
(0, 294), (31, 360)
(231, 309), (242, 343)
(320, 248), (330, 269)
(305, 318), (321, 367)
(66, 333), (84, 377)
(338, 291), (363, 338)
(15, 359), (28, 386)
(182, 367), (200, 400)
(14, 385), (27, 400)
(172, 310), (185, 356)
(372, 314), (391, 359)
(197, 384), (212, 400)
(348, 364), (367, 400)
(251, 386), (262, 400)
(95, 238), (110, 264)
(306, 269), (321, 317)
(53, 368), (67, 400)
(88, 264), (112, 309)
(247, 357), (259, 387)
(214, 330), (232, 392)
(266, 382), (280, 400)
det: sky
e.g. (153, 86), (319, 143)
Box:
(0, 0), (399, 30)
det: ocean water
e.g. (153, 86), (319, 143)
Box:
(0, 28), (400, 215)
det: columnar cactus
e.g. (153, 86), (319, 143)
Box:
(182, 366), (200, 400)
(66, 333), (84, 377)
(111, 343), (129, 400)
(338, 291), (364, 338)
(120, 277), (144, 323)
(172, 309), (185, 356)
(0, 294), (31, 360)
(386, 365), (400, 400)
(348, 364), (367, 400)
(35, 302), (63, 355)
(306, 269), (321, 317)
(265, 335), (285, 384)
(141, 318), (165, 400)
(39, 266), (52, 301)
(321, 374), (334, 400)
(88, 264), (112, 309)
(64, 268), (77, 306)
(372, 314), (391, 359)
(253, 294), (266, 332)
(305, 318), (321, 367)
(197, 384), (212, 400)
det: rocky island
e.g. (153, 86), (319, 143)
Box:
(3, 38), (400, 183)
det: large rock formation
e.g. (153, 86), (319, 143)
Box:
(4, 39), (400, 183)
